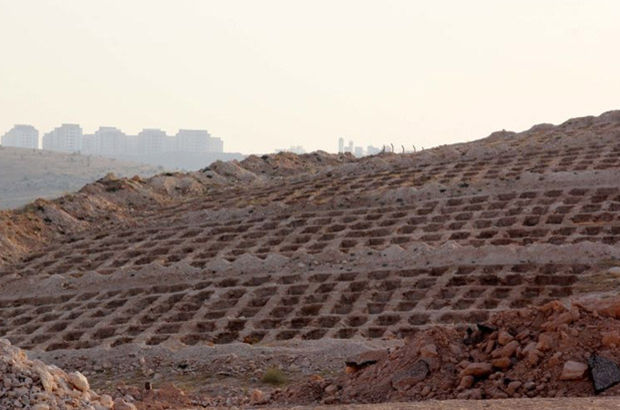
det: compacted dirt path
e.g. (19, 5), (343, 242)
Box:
(282, 397), (620, 410)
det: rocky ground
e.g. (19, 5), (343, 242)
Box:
(0, 338), (122, 409)
(1, 111), (620, 408)
(3, 294), (619, 408)
(274, 296), (620, 405)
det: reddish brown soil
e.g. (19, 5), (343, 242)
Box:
(272, 297), (620, 405)
(1, 111), (620, 408)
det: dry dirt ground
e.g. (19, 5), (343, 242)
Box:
(0, 146), (161, 210)
(1, 111), (620, 408)
(278, 397), (620, 409)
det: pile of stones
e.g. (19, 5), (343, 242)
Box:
(0, 338), (136, 409)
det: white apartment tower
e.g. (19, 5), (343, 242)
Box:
(1, 124), (39, 149)
(207, 136), (224, 153)
(137, 129), (169, 154)
(176, 129), (210, 152)
(83, 127), (128, 156)
(42, 124), (83, 153)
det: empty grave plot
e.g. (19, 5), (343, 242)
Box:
(6, 185), (619, 278)
(0, 262), (595, 351)
(165, 141), (620, 210)
(3, 113), (620, 408)
(139, 141), (620, 212)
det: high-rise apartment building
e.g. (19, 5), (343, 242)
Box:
(137, 129), (170, 154)
(42, 124), (83, 153)
(83, 127), (128, 156)
(346, 140), (354, 153)
(206, 136), (224, 153)
(1, 124), (39, 149)
(175, 129), (223, 153)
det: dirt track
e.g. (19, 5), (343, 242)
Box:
(280, 397), (620, 409)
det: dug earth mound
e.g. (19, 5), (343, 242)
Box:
(273, 296), (620, 405)
(1, 111), (620, 408)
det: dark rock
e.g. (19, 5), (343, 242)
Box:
(588, 354), (620, 393)
(345, 350), (388, 372)
(477, 323), (497, 334)
(391, 360), (430, 391)
(464, 324), (495, 345)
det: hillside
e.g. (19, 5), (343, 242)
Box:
(0, 146), (162, 210)
(0, 111), (619, 407)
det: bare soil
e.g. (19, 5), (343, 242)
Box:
(1, 111), (620, 408)
(0, 146), (161, 209)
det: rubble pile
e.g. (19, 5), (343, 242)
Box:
(0, 339), (126, 409)
(274, 297), (620, 405)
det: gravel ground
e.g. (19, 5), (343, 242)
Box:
(278, 397), (620, 409)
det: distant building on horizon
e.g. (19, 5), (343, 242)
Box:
(83, 126), (128, 156)
(137, 128), (169, 155)
(176, 129), (223, 153)
(336, 137), (382, 157)
(2, 122), (240, 170)
(81, 127), (225, 157)
(42, 124), (83, 153)
(345, 140), (353, 154)
(1, 124), (39, 149)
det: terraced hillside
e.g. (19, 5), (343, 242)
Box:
(0, 111), (619, 406)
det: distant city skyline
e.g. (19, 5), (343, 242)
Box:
(1, 122), (235, 170)
(338, 137), (382, 157)
(1, 123), (223, 153)
(3, 123), (390, 159)
(3, 2), (618, 155)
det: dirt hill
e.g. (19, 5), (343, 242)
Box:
(0, 112), (619, 408)
(0, 146), (162, 210)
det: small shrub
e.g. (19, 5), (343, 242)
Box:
(261, 367), (287, 385)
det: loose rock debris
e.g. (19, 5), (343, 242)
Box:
(0, 338), (117, 409)
(273, 298), (620, 405)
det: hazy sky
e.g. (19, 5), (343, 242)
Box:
(1, 1), (619, 154)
